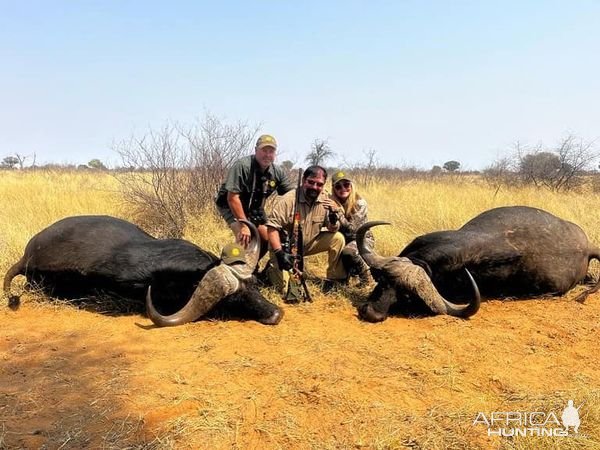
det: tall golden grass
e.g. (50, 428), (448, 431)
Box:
(3, 170), (599, 274)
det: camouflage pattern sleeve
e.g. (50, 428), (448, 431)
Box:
(340, 198), (369, 242)
(337, 210), (350, 232)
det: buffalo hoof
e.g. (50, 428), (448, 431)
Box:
(8, 296), (21, 311)
(358, 303), (387, 323)
(259, 308), (284, 325)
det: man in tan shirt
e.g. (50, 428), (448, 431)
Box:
(266, 165), (347, 294)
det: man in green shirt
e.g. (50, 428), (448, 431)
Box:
(216, 134), (294, 260)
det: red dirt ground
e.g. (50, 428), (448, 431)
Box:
(1, 284), (599, 449)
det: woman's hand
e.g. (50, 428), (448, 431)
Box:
(322, 198), (341, 210)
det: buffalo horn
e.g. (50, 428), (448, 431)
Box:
(357, 221), (392, 269)
(384, 259), (480, 318)
(146, 264), (240, 327)
(357, 221), (480, 318)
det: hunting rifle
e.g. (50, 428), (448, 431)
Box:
(284, 168), (312, 303)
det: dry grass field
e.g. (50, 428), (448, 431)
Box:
(1, 170), (600, 449)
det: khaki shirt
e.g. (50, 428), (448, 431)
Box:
(267, 188), (339, 246)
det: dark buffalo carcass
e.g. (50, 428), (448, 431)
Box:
(357, 206), (600, 322)
(4, 215), (283, 326)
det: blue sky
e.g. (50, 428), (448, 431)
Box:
(1, 1), (599, 169)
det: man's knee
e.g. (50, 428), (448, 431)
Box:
(330, 232), (345, 252)
(342, 246), (355, 258)
(257, 224), (269, 242)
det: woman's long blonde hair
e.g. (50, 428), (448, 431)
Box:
(332, 181), (362, 219)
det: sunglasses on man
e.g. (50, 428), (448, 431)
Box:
(305, 179), (325, 188)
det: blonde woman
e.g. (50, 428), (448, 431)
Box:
(323, 171), (374, 286)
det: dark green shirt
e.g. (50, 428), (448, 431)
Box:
(215, 155), (294, 217)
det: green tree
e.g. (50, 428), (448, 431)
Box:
(443, 160), (460, 172)
(1, 156), (19, 169)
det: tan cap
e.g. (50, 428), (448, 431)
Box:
(332, 170), (352, 185)
(221, 243), (246, 265)
(256, 134), (277, 151)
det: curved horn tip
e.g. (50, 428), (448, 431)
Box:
(357, 222), (394, 270)
(145, 285), (183, 328)
(232, 219), (260, 275)
(359, 221), (392, 230)
(370, 220), (392, 227)
(461, 268), (481, 318)
(238, 218), (259, 237)
(434, 267), (480, 318)
(238, 218), (255, 229)
(436, 268), (480, 318)
(389, 262), (480, 319)
(145, 285), (157, 320)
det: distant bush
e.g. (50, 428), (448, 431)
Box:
(484, 134), (599, 193)
(113, 113), (259, 238)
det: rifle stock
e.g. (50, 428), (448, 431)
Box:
(285, 168), (312, 303)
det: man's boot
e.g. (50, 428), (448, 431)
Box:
(254, 262), (274, 287)
(321, 278), (347, 294)
(341, 252), (356, 277)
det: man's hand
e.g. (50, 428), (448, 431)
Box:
(322, 199), (342, 231)
(237, 223), (252, 248)
(275, 249), (295, 271)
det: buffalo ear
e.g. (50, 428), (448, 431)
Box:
(369, 268), (389, 285)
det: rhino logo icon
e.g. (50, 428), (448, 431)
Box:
(561, 400), (582, 433)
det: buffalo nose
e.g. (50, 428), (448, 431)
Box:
(259, 307), (284, 325)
